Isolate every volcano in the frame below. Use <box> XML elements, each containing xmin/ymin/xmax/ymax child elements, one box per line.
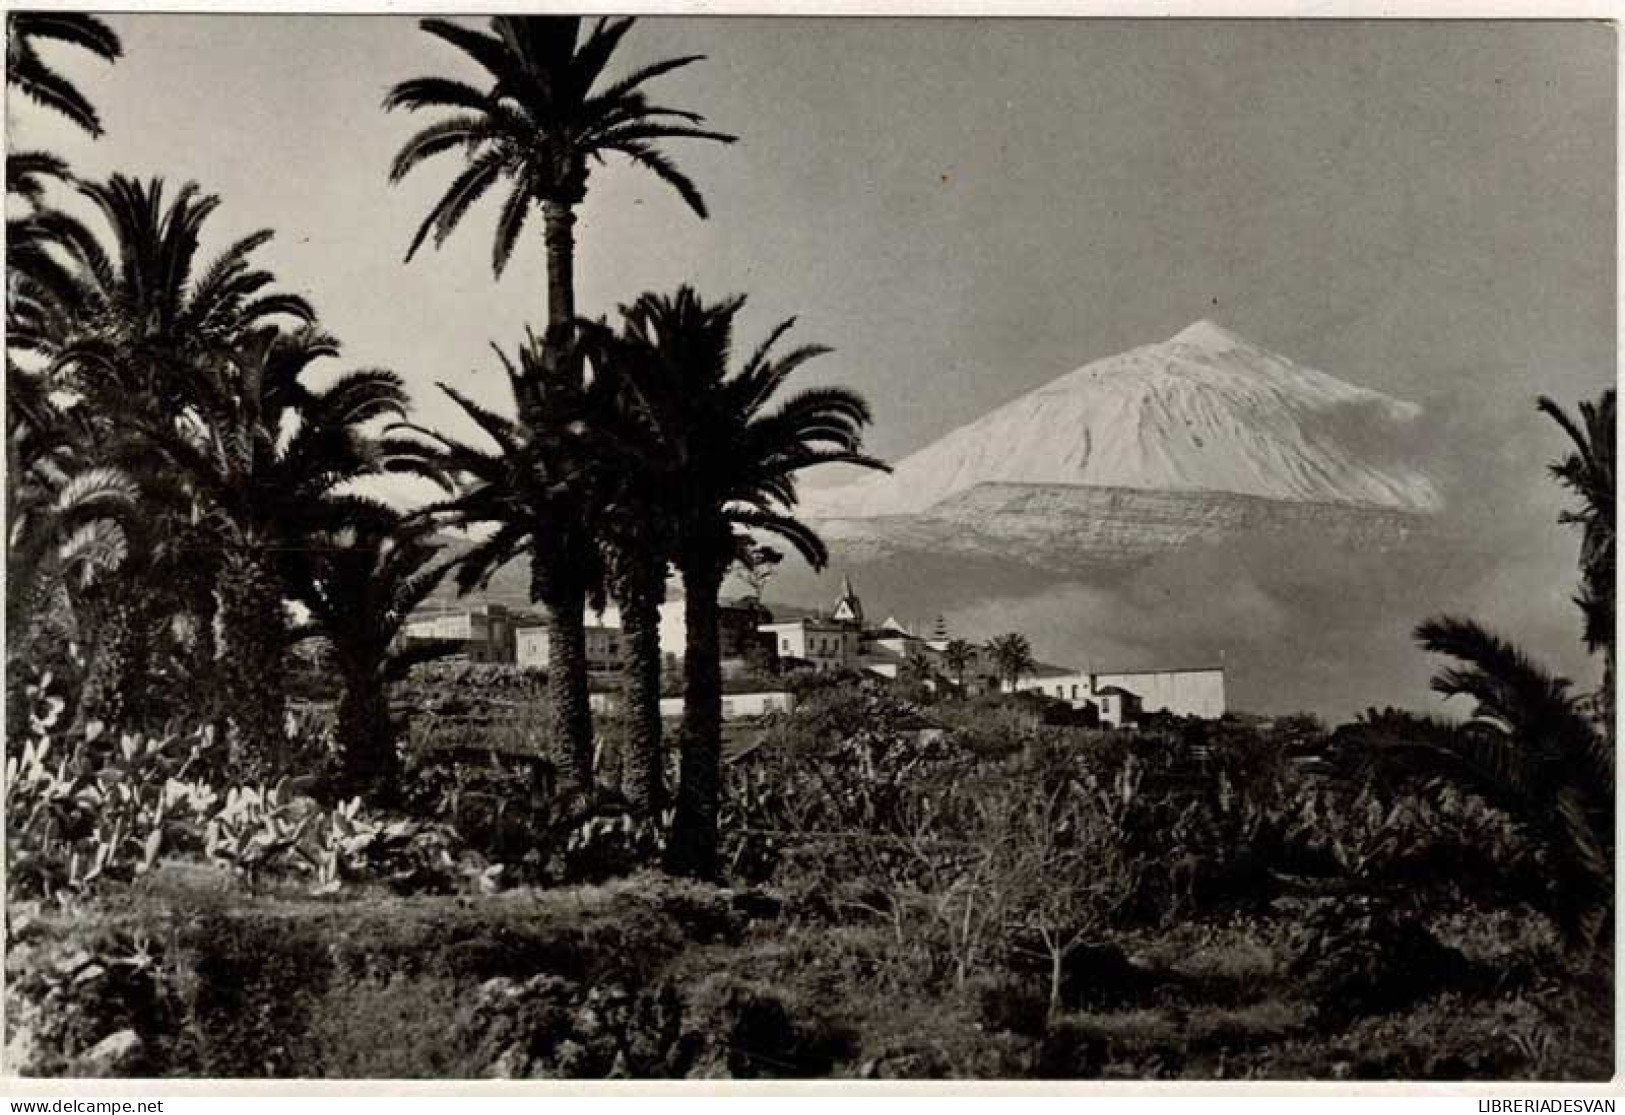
<box><xmin>802</xmin><ymin>320</ymin><xmax>1440</xmax><ymax>573</ymax></box>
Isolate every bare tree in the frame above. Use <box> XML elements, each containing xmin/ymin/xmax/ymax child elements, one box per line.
<box><xmin>989</xmin><ymin>778</ymin><xmax>1141</xmax><ymax>1016</ymax></box>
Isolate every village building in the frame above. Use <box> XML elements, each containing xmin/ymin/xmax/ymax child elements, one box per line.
<box><xmin>830</xmin><ymin>574</ymin><xmax>864</xmax><ymax>626</ymax></box>
<box><xmin>403</xmin><ymin>604</ymin><xmax>535</xmax><ymax>664</ymax></box>
<box><xmin>591</xmin><ymin>687</ymin><xmax>797</xmax><ymax>721</ymax></box>
<box><xmin>922</xmin><ymin>637</ymin><xmax>1002</xmax><ymax>694</ymax></box>
<box><xmin>758</xmin><ymin>576</ymin><xmax>919</xmax><ymax>676</ymax></box>
<box><xmin>759</xmin><ymin>615</ymin><xmax>862</xmax><ymax>672</ymax></box>
<box><xmin>404</xmin><ymin>575</ymin><xmax>1225</xmax><ymax>723</ymax></box>
<box><xmin>1014</xmin><ymin>664</ymin><xmax>1224</xmax><ymax>724</ymax></box>
<box><xmin>1092</xmin><ymin>667</ymin><xmax>1227</xmax><ymax>720</ymax></box>
<box><xmin>514</xmin><ymin>622</ymin><xmax>624</xmax><ymax>674</ymax></box>
<box><xmin>414</xmin><ymin>597</ymin><xmax>776</xmax><ymax>675</ymax></box>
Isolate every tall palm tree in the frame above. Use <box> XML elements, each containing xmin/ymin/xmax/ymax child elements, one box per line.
<box><xmin>7</xmin><ymin>12</ymin><xmax>122</xmax><ymax>137</ymax></box>
<box><xmin>392</xmin><ymin>333</ymin><xmax>609</xmax><ymax>798</ymax></box>
<box><xmin>289</xmin><ymin>511</ymin><xmax>459</xmax><ymax>803</ymax></box>
<box><xmin>987</xmin><ymin>632</ymin><xmax>1035</xmax><ymax>693</ymax></box>
<box><xmin>19</xmin><ymin>175</ymin><xmax>320</xmax><ymax>737</ymax></box>
<box><xmin>1538</xmin><ymin>389</ymin><xmax>1615</xmax><ymax>729</ymax></box>
<box><xmin>941</xmin><ymin>637</ymin><xmax>975</xmax><ymax>694</ymax></box>
<box><xmin>1415</xmin><ymin>615</ymin><xmax>1612</xmax><ymax>944</ymax></box>
<box><xmin>595</xmin><ymin>457</ymin><xmax>675</xmax><ymax>818</ymax></box>
<box><xmin>383</xmin><ymin>15</ymin><xmax>733</xmax><ymax>345</ymax></box>
<box><xmin>605</xmin><ymin>286</ymin><xmax>886</xmax><ymax>878</ymax></box>
<box><xmin>571</xmin><ymin>319</ymin><xmax>682</xmax><ymax>818</ymax></box>
<box><xmin>133</xmin><ymin>327</ymin><xmax>429</xmax><ymax>776</ymax></box>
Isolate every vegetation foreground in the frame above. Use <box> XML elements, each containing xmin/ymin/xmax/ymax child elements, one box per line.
<box><xmin>3</xmin><ymin>679</ymin><xmax>1614</xmax><ymax>1080</ymax></box>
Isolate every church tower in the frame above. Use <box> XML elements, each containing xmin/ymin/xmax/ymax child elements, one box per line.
<box><xmin>831</xmin><ymin>573</ymin><xmax>865</xmax><ymax>627</ymax></box>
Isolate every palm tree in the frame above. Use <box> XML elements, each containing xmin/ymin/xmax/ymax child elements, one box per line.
<box><xmin>133</xmin><ymin>327</ymin><xmax>429</xmax><ymax>776</ymax></box>
<box><xmin>392</xmin><ymin>333</ymin><xmax>609</xmax><ymax>798</ymax></box>
<box><xmin>41</xmin><ymin>175</ymin><xmax>316</xmax><ymax>406</ymax></box>
<box><xmin>605</xmin><ymin>286</ymin><xmax>886</xmax><ymax>877</ymax></box>
<box><xmin>289</xmin><ymin>511</ymin><xmax>459</xmax><ymax>803</ymax></box>
<box><xmin>384</xmin><ymin>16</ymin><xmax>733</xmax><ymax>344</ymax></box>
<box><xmin>6</xmin><ymin>14</ymin><xmax>119</xmax><ymax>358</ymax></box>
<box><xmin>7</xmin><ymin>153</ymin><xmax>87</xmax><ymax>331</ymax></box>
<box><xmin>1414</xmin><ymin>615</ymin><xmax>1613</xmax><ymax>944</ymax></box>
<box><xmin>594</xmin><ymin>450</ymin><xmax>676</xmax><ymax>819</ymax></box>
<box><xmin>7</xmin><ymin>12</ymin><xmax>122</xmax><ymax>137</ymax></box>
<box><xmin>941</xmin><ymin>637</ymin><xmax>975</xmax><ymax>694</ymax></box>
<box><xmin>18</xmin><ymin>176</ymin><xmax>321</xmax><ymax>738</ymax></box>
<box><xmin>1538</xmin><ymin>389</ymin><xmax>1615</xmax><ymax>729</ymax></box>
<box><xmin>3</xmin><ymin>375</ymin><xmax>145</xmax><ymax>731</ymax></box>
<box><xmin>987</xmin><ymin>632</ymin><xmax>1035</xmax><ymax>693</ymax></box>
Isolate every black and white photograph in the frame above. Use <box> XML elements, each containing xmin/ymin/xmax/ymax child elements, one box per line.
<box><xmin>2</xmin><ymin>7</ymin><xmax>1616</xmax><ymax>1083</ymax></box>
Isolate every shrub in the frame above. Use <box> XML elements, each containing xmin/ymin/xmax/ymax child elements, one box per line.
<box><xmin>397</xmin><ymin>747</ymin><xmax>557</xmax><ymax>877</ymax></box>
<box><xmin>1286</xmin><ymin>896</ymin><xmax>1472</xmax><ymax>1022</ymax></box>
<box><xmin>971</xmin><ymin>972</ymin><xmax>1050</xmax><ymax>1037</ymax></box>
<box><xmin>5</xmin><ymin>911</ymin><xmax>183</xmax><ymax>1076</ymax></box>
<box><xmin>669</xmin><ymin>975</ymin><xmax>849</xmax><ymax>1078</ymax></box>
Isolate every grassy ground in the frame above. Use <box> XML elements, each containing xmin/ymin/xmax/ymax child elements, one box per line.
<box><xmin>7</xmin><ymin>860</ymin><xmax>1610</xmax><ymax>1080</ymax></box>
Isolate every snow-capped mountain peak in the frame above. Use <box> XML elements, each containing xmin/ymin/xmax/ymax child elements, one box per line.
<box><xmin>1169</xmin><ymin>318</ymin><xmax>1246</xmax><ymax>350</ymax></box>
<box><xmin>806</xmin><ymin>321</ymin><xmax>1441</xmax><ymax>519</ymax></box>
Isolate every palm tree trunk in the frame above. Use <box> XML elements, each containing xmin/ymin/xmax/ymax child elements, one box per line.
<box><xmin>535</xmin><ymin>553</ymin><xmax>594</xmax><ymax>797</ymax></box>
<box><xmin>75</xmin><ymin>576</ymin><xmax>160</xmax><ymax>733</ymax></box>
<box><xmin>218</xmin><ymin>545</ymin><xmax>288</xmax><ymax>781</ymax></box>
<box><xmin>618</xmin><ymin>561</ymin><xmax>665</xmax><ymax>819</ymax></box>
<box><xmin>668</xmin><ymin>560</ymin><xmax>725</xmax><ymax>879</ymax></box>
<box><xmin>336</xmin><ymin>665</ymin><xmax>398</xmax><ymax>805</ymax></box>
<box><xmin>542</xmin><ymin>200</ymin><xmax>576</xmax><ymax>335</ymax></box>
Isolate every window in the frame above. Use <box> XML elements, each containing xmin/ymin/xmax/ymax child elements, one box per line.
<box><xmin>1071</xmin><ymin>685</ymin><xmax>1078</xmax><ymax>700</ymax></box>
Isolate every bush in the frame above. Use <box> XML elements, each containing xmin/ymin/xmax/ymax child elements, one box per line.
<box><xmin>5</xmin><ymin>912</ymin><xmax>183</xmax><ymax>1076</ymax></box>
<box><xmin>1286</xmin><ymin>896</ymin><xmax>1472</xmax><ymax>1022</ymax></box>
<box><xmin>669</xmin><ymin>975</ymin><xmax>850</xmax><ymax>1078</ymax></box>
<box><xmin>397</xmin><ymin>747</ymin><xmax>556</xmax><ymax>873</ymax></box>
<box><xmin>971</xmin><ymin>972</ymin><xmax>1049</xmax><ymax>1037</ymax></box>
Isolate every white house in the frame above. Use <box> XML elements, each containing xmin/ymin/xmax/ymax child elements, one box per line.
<box><xmin>1092</xmin><ymin>668</ymin><xmax>1227</xmax><ymax>719</ymax></box>
<box><xmin>511</xmin><ymin>597</ymin><xmax>774</xmax><ymax>676</ymax></box>
<box><xmin>759</xmin><ymin>617</ymin><xmax>861</xmax><ymax>672</ymax></box>
<box><xmin>1014</xmin><ymin>669</ymin><xmax>1138</xmax><ymax>728</ymax></box>
<box><xmin>1014</xmin><ymin>665</ymin><xmax>1225</xmax><ymax>726</ymax></box>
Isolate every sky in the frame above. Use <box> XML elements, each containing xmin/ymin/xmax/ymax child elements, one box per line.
<box><xmin>8</xmin><ymin>15</ymin><xmax>1617</xmax><ymax>717</ymax></box>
